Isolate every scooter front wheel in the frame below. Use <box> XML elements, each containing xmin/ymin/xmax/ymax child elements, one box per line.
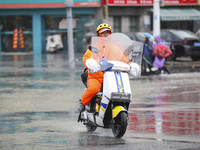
<box><xmin>86</xmin><ymin>123</ymin><xmax>97</xmax><ymax>133</ymax></box>
<box><xmin>112</xmin><ymin>112</ymin><xmax>128</xmax><ymax>138</ymax></box>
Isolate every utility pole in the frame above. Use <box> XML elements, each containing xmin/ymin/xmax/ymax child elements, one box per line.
<box><xmin>103</xmin><ymin>5</ymin><xmax>109</xmax><ymax>22</ymax></box>
<box><xmin>153</xmin><ymin>0</ymin><xmax>160</xmax><ymax>37</ymax></box>
<box><xmin>65</xmin><ymin>0</ymin><xmax>75</xmax><ymax>69</ymax></box>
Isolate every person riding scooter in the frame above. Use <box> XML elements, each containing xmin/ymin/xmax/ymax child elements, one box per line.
<box><xmin>78</xmin><ymin>23</ymin><xmax>140</xmax><ymax>112</ymax></box>
<box><xmin>78</xmin><ymin>32</ymin><xmax>142</xmax><ymax>138</ymax></box>
<box><xmin>78</xmin><ymin>23</ymin><xmax>113</xmax><ymax>112</ymax></box>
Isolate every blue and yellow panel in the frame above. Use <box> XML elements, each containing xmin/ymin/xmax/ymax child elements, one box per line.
<box><xmin>114</xmin><ymin>72</ymin><xmax>125</xmax><ymax>93</ymax></box>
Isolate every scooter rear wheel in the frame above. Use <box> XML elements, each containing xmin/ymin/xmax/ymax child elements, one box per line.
<box><xmin>86</xmin><ymin>123</ymin><xmax>97</xmax><ymax>133</ymax></box>
<box><xmin>112</xmin><ymin>112</ymin><xmax>127</xmax><ymax>138</ymax></box>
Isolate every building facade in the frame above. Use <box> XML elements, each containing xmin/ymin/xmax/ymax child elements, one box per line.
<box><xmin>0</xmin><ymin>0</ymin><xmax>102</xmax><ymax>54</ymax></box>
<box><xmin>103</xmin><ymin>0</ymin><xmax>200</xmax><ymax>33</ymax></box>
<box><xmin>0</xmin><ymin>0</ymin><xmax>200</xmax><ymax>54</ymax></box>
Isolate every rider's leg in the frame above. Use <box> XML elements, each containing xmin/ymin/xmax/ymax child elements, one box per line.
<box><xmin>81</xmin><ymin>78</ymin><xmax>102</xmax><ymax>105</ymax></box>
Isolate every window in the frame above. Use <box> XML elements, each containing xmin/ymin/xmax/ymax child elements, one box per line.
<box><xmin>44</xmin><ymin>16</ymin><xmax>81</xmax><ymax>52</ymax></box>
<box><xmin>1</xmin><ymin>16</ymin><xmax>32</xmax><ymax>52</ymax></box>
<box><xmin>129</xmin><ymin>16</ymin><xmax>138</xmax><ymax>32</ymax></box>
<box><xmin>114</xmin><ymin>16</ymin><xmax>121</xmax><ymax>32</ymax></box>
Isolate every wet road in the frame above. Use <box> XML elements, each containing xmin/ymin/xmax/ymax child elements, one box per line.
<box><xmin>0</xmin><ymin>53</ymin><xmax>200</xmax><ymax>150</ymax></box>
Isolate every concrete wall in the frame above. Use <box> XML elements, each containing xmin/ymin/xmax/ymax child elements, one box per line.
<box><xmin>121</xmin><ymin>17</ymin><xmax>129</xmax><ymax>33</ymax></box>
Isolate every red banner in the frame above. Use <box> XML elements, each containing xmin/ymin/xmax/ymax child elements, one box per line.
<box><xmin>106</xmin><ymin>0</ymin><xmax>153</xmax><ymax>5</ymax></box>
<box><xmin>104</xmin><ymin>0</ymin><xmax>198</xmax><ymax>6</ymax></box>
<box><xmin>164</xmin><ymin>0</ymin><xmax>198</xmax><ymax>5</ymax></box>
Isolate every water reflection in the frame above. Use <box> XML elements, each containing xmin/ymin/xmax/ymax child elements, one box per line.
<box><xmin>0</xmin><ymin>53</ymin><xmax>84</xmax><ymax>80</ymax></box>
<box><xmin>128</xmin><ymin>109</ymin><xmax>200</xmax><ymax>135</ymax></box>
<box><xmin>33</xmin><ymin>53</ymin><xmax>42</xmax><ymax>68</ymax></box>
<box><xmin>13</xmin><ymin>55</ymin><xmax>24</xmax><ymax>68</ymax></box>
<box><xmin>13</xmin><ymin>54</ymin><xmax>25</xmax><ymax>77</ymax></box>
<box><xmin>154</xmin><ymin>86</ymin><xmax>200</xmax><ymax>103</ymax></box>
<box><xmin>0</xmin><ymin>54</ymin><xmax>33</xmax><ymax>77</ymax></box>
<box><xmin>0</xmin><ymin>53</ymin><xmax>83</xmax><ymax>89</ymax></box>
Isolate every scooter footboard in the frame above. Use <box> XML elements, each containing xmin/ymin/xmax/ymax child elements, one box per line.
<box><xmin>112</xmin><ymin>106</ymin><xmax>127</xmax><ymax>118</ymax></box>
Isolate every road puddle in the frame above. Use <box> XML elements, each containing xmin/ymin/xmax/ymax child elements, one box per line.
<box><xmin>128</xmin><ymin>108</ymin><xmax>200</xmax><ymax>135</ymax></box>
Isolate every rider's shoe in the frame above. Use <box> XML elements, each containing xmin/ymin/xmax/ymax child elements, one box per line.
<box><xmin>78</xmin><ymin>100</ymin><xmax>85</xmax><ymax>112</ymax></box>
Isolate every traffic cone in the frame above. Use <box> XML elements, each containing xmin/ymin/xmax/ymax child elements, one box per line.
<box><xmin>19</xmin><ymin>29</ymin><xmax>25</xmax><ymax>49</ymax></box>
<box><xmin>12</xmin><ymin>29</ymin><xmax>18</xmax><ymax>49</ymax></box>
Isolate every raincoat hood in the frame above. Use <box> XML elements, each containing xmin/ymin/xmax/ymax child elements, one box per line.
<box><xmin>154</xmin><ymin>35</ymin><xmax>164</xmax><ymax>45</ymax></box>
<box><xmin>143</xmin><ymin>33</ymin><xmax>151</xmax><ymax>40</ymax></box>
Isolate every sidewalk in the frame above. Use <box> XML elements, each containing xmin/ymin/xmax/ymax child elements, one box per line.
<box><xmin>165</xmin><ymin>57</ymin><xmax>200</xmax><ymax>73</ymax></box>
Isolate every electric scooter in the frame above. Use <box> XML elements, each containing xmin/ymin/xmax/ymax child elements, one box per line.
<box><xmin>78</xmin><ymin>33</ymin><xmax>143</xmax><ymax>138</ymax></box>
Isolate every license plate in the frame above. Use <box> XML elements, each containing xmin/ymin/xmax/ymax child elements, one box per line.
<box><xmin>194</xmin><ymin>42</ymin><xmax>200</xmax><ymax>47</ymax></box>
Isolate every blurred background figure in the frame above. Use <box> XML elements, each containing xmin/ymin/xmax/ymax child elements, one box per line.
<box><xmin>152</xmin><ymin>35</ymin><xmax>172</xmax><ymax>74</ymax></box>
<box><xmin>141</xmin><ymin>33</ymin><xmax>153</xmax><ymax>74</ymax></box>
